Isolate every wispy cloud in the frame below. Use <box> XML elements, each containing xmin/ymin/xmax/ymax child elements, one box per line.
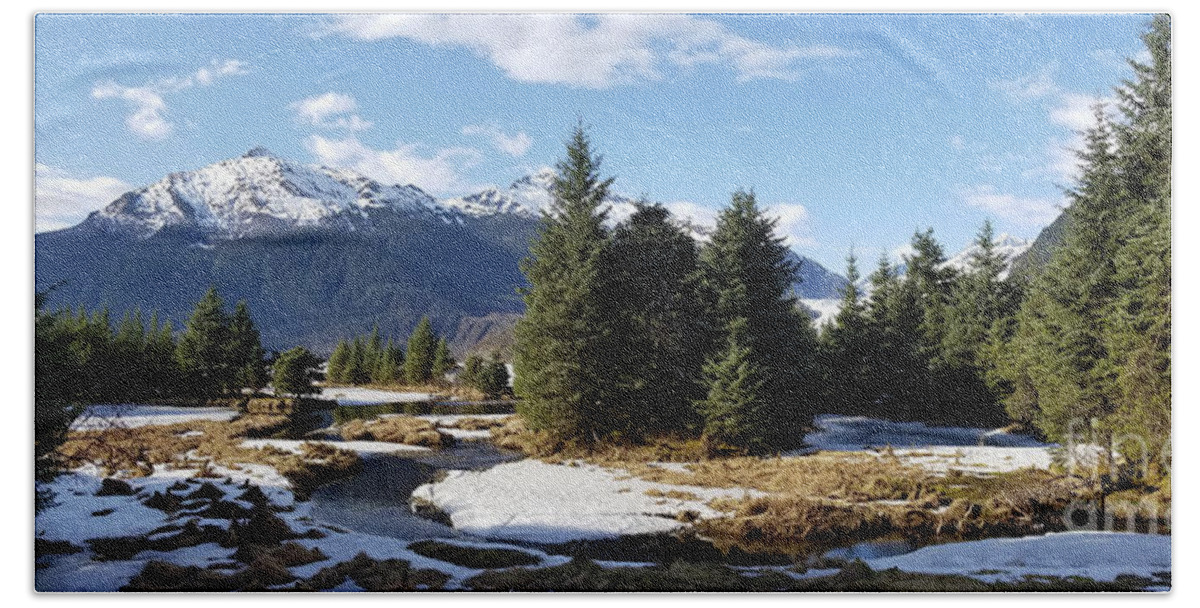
<box><xmin>92</xmin><ymin>59</ymin><xmax>247</xmax><ymax>140</ymax></box>
<box><xmin>304</xmin><ymin>135</ymin><xmax>481</xmax><ymax>195</ymax></box>
<box><xmin>325</xmin><ymin>14</ymin><xmax>853</xmax><ymax>88</ymax></box>
<box><xmin>991</xmin><ymin>63</ymin><xmax>1059</xmax><ymax>102</ymax></box>
<box><xmin>35</xmin><ymin>164</ymin><xmax>131</xmax><ymax>232</ymax></box>
<box><xmin>462</xmin><ymin>124</ymin><xmax>532</xmax><ymax>157</ymax></box>
<box><xmin>290</xmin><ymin>92</ymin><xmax>373</xmax><ymax>131</ymax></box>
<box><xmin>958</xmin><ymin>184</ymin><xmax>1064</xmax><ymax>227</ymax></box>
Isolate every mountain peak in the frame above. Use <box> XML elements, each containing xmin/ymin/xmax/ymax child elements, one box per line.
<box><xmin>84</xmin><ymin>150</ymin><xmax>445</xmax><ymax>239</ymax></box>
<box><xmin>243</xmin><ymin>146</ymin><xmax>276</xmax><ymax>159</ymax></box>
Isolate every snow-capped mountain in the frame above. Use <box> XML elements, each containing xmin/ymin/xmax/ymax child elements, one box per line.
<box><xmin>40</xmin><ymin>149</ymin><xmax>850</xmax><ymax>351</ymax></box>
<box><xmin>86</xmin><ymin>147</ymin><xmax>450</xmax><ymax>239</ymax></box>
<box><xmin>442</xmin><ymin>166</ymin><xmax>644</xmax><ymax>227</ymax></box>
<box><xmin>942</xmin><ymin>234</ymin><xmax>1032</xmax><ymax>278</ymax></box>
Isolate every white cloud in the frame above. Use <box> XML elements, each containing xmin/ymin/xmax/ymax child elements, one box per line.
<box><xmin>991</xmin><ymin>63</ymin><xmax>1059</xmax><ymax>102</ymax></box>
<box><xmin>326</xmin><ymin>14</ymin><xmax>852</xmax><ymax>88</ymax></box>
<box><xmin>290</xmin><ymin>92</ymin><xmax>374</xmax><ymax>131</ymax></box>
<box><xmin>949</xmin><ymin>135</ymin><xmax>966</xmax><ymax>151</ymax></box>
<box><xmin>92</xmin><ymin>59</ymin><xmax>248</xmax><ymax>141</ymax></box>
<box><xmin>1049</xmin><ymin>93</ymin><xmax>1114</xmax><ymax>132</ymax></box>
<box><xmin>35</xmin><ymin>164</ymin><xmax>131</xmax><ymax>232</ymax></box>
<box><xmin>890</xmin><ymin>242</ymin><xmax>917</xmax><ymax>264</ymax></box>
<box><xmin>959</xmin><ymin>184</ymin><xmax>1064</xmax><ymax>227</ymax></box>
<box><xmin>767</xmin><ymin>203</ymin><xmax>817</xmax><ymax>249</ymax></box>
<box><xmin>462</xmin><ymin>124</ymin><xmax>532</xmax><ymax>157</ymax></box>
<box><xmin>663</xmin><ymin>200</ymin><xmax>720</xmax><ymax>232</ymax></box>
<box><xmin>304</xmin><ymin>135</ymin><xmax>481</xmax><ymax>195</ymax></box>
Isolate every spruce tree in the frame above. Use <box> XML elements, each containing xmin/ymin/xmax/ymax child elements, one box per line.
<box><xmin>273</xmin><ymin>347</ymin><xmax>320</xmax><ymax>397</ymax></box>
<box><xmin>327</xmin><ymin>339</ymin><xmax>351</xmax><ymax>384</ymax></box>
<box><xmin>695</xmin><ymin>318</ymin><xmax>768</xmax><ymax>455</ymax></box>
<box><xmin>432</xmin><ymin>337</ymin><xmax>455</xmax><ymax>384</ymax></box>
<box><xmin>819</xmin><ymin>251</ymin><xmax>871</xmax><ymax>413</ymax></box>
<box><xmin>512</xmin><ymin>125</ymin><xmax>616</xmax><ymax>442</ymax></box>
<box><xmin>404</xmin><ymin>317</ymin><xmax>437</xmax><ymax>386</ymax></box>
<box><xmin>1002</xmin><ymin>107</ymin><xmax>1124</xmax><ymax>443</ymax></box>
<box><xmin>697</xmin><ymin>190</ymin><xmax>817</xmax><ymax>451</ymax></box>
<box><xmin>603</xmin><ymin>202</ymin><xmax>708</xmax><ymax>437</ymax></box>
<box><xmin>1105</xmin><ymin>15</ymin><xmax>1171</xmax><ymax>470</ymax></box>
<box><xmin>228</xmin><ymin>301</ymin><xmax>267</xmax><ymax>394</ymax></box>
<box><xmin>176</xmin><ymin>287</ymin><xmax>233</xmax><ymax>398</ymax></box>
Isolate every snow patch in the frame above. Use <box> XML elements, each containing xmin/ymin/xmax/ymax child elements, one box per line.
<box><xmin>866</xmin><ymin>532</ymin><xmax>1170</xmax><ymax>585</ymax></box>
<box><xmin>411</xmin><ymin>459</ymin><xmax>761</xmax><ymax>544</ymax></box>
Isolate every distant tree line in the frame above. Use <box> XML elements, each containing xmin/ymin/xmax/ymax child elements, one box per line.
<box><xmin>35</xmin><ymin>286</ymin><xmax>269</xmax><ymax>405</ymax></box>
<box><xmin>326</xmin><ymin>317</ymin><xmax>455</xmax><ymax>387</ymax></box>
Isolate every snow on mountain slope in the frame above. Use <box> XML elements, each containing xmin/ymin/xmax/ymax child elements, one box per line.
<box><xmin>942</xmin><ymin>233</ymin><xmax>1031</xmax><ymax>278</ymax></box>
<box><xmin>87</xmin><ymin>147</ymin><xmax>448</xmax><ymax>239</ymax></box>
<box><xmin>442</xmin><ymin>166</ymin><xmax>642</xmax><ymax>226</ymax></box>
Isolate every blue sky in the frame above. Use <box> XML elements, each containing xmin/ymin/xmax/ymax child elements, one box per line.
<box><xmin>34</xmin><ymin>12</ymin><xmax>1154</xmax><ymax>270</ymax></box>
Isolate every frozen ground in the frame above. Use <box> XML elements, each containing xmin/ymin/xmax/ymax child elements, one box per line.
<box><xmin>411</xmin><ymin>459</ymin><xmax>762</xmax><ymax>544</ymax></box>
<box><xmin>866</xmin><ymin>532</ymin><xmax>1171</xmax><ymax>585</ymax></box>
<box><xmin>35</xmin><ymin>462</ymin><xmax>562</xmax><ymax>591</ymax></box>
<box><xmin>805</xmin><ymin>415</ymin><xmax>1048</xmax><ymax>450</ymax></box>
<box><xmin>797</xmin><ymin>415</ymin><xmax>1102</xmax><ymax>475</ymax></box>
<box><xmin>71</xmin><ymin>405</ymin><xmax>239</xmax><ymax>431</ymax></box>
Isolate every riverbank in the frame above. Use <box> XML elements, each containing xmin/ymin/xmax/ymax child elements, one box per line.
<box><xmin>36</xmin><ymin>408</ymin><xmax>1171</xmax><ymax>591</ymax></box>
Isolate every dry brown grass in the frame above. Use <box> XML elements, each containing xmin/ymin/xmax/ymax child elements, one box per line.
<box><xmin>58</xmin><ymin>414</ymin><xmax>361</xmax><ymax>500</ymax></box>
<box><xmin>444</xmin><ymin>416</ymin><xmax>510</xmax><ymax>431</ymax></box>
<box><xmin>339</xmin><ymin>416</ymin><xmax>452</xmax><ymax>448</ymax></box>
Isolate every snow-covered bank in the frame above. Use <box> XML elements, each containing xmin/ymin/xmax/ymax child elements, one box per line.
<box><xmin>411</xmin><ymin>459</ymin><xmax>761</xmax><ymax>544</ymax></box>
<box><xmin>866</xmin><ymin>532</ymin><xmax>1170</xmax><ymax>585</ymax></box>
<box><xmin>35</xmin><ymin>460</ymin><xmax>544</xmax><ymax>591</ymax></box>
<box><xmin>799</xmin><ymin>415</ymin><xmax>1082</xmax><ymax>475</ymax></box>
<box><xmin>806</xmin><ymin>415</ymin><xmax>1048</xmax><ymax>450</ymax></box>
<box><xmin>317</xmin><ymin>387</ymin><xmax>432</xmax><ymax>406</ymax></box>
<box><xmin>71</xmin><ymin>405</ymin><xmax>239</xmax><ymax>431</ymax></box>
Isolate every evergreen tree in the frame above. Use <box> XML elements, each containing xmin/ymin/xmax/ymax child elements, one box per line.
<box><xmin>819</xmin><ymin>251</ymin><xmax>871</xmax><ymax>413</ymax></box>
<box><xmin>695</xmin><ymin>318</ymin><xmax>768</xmax><ymax>454</ymax></box>
<box><xmin>479</xmin><ymin>352</ymin><xmax>511</xmax><ymax>400</ymax></box>
<box><xmin>348</xmin><ymin>336</ymin><xmax>368</xmax><ymax>385</ymax></box>
<box><xmin>1105</xmin><ymin>14</ymin><xmax>1171</xmax><ymax>469</ymax></box>
<box><xmin>432</xmin><ymin>337</ymin><xmax>455</xmax><ymax>384</ymax></box>
<box><xmin>112</xmin><ymin>309</ymin><xmax>149</xmax><ymax>400</ymax></box>
<box><xmin>176</xmin><ymin>287</ymin><xmax>234</xmax><ymax>397</ymax></box>
<box><xmin>861</xmin><ymin>254</ymin><xmax>923</xmax><ymax>420</ymax></box>
<box><xmin>697</xmin><ymin>190</ymin><xmax>818</xmax><ymax>451</ymax></box>
<box><xmin>603</xmin><ymin>202</ymin><xmax>708</xmax><ymax>437</ymax></box>
<box><xmin>1002</xmin><ymin>107</ymin><xmax>1124</xmax><ymax>443</ymax></box>
<box><xmin>273</xmin><ymin>346</ymin><xmax>320</xmax><ymax>397</ymax></box>
<box><xmin>372</xmin><ymin>338</ymin><xmax>403</xmax><ymax>385</ymax></box>
<box><xmin>144</xmin><ymin>314</ymin><xmax>178</xmax><ymax>399</ymax></box>
<box><xmin>404</xmin><ymin>317</ymin><xmax>437</xmax><ymax>385</ymax></box>
<box><xmin>327</xmin><ymin>339</ymin><xmax>351</xmax><ymax>384</ymax></box>
<box><xmin>512</xmin><ymin>125</ymin><xmax>616</xmax><ymax>442</ymax></box>
<box><xmin>228</xmin><ymin>301</ymin><xmax>268</xmax><ymax>394</ymax></box>
<box><xmin>939</xmin><ymin>221</ymin><xmax>1022</xmax><ymax>425</ymax></box>
<box><xmin>460</xmin><ymin>354</ymin><xmax>485</xmax><ymax>390</ymax></box>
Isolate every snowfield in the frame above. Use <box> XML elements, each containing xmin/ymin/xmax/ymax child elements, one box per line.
<box><xmin>71</xmin><ymin>405</ymin><xmax>239</xmax><ymax>431</ymax></box>
<box><xmin>866</xmin><ymin>532</ymin><xmax>1170</xmax><ymax>584</ymax></box>
<box><xmin>411</xmin><ymin>459</ymin><xmax>762</xmax><ymax>544</ymax></box>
